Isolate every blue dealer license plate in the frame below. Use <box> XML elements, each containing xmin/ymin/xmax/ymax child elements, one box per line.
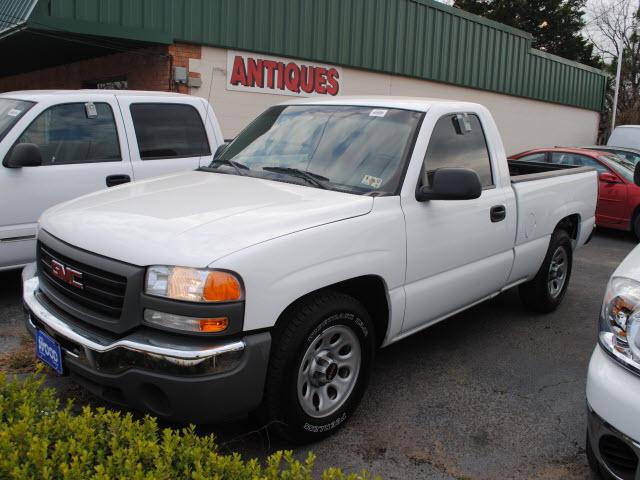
<box><xmin>36</xmin><ymin>329</ymin><xmax>64</xmax><ymax>375</ymax></box>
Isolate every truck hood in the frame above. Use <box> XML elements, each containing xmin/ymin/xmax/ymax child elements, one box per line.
<box><xmin>40</xmin><ymin>171</ymin><xmax>373</xmax><ymax>267</ymax></box>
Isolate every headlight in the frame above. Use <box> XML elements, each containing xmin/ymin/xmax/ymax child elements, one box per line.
<box><xmin>145</xmin><ymin>266</ymin><xmax>243</xmax><ymax>303</ymax></box>
<box><xmin>599</xmin><ymin>277</ymin><xmax>640</xmax><ymax>372</ymax></box>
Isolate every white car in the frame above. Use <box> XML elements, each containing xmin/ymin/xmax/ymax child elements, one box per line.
<box><xmin>0</xmin><ymin>90</ymin><xmax>223</xmax><ymax>271</ymax></box>
<box><xmin>587</xmin><ymin>244</ymin><xmax>640</xmax><ymax>479</ymax></box>
<box><xmin>608</xmin><ymin>125</ymin><xmax>640</xmax><ymax>150</ymax></box>
<box><xmin>23</xmin><ymin>97</ymin><xmax>597</xmax><ymax>443</ymax></box>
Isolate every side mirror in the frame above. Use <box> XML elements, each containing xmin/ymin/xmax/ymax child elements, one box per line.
<box><xmin>635</xmin><ymin>163</ymin><xmax>640</xmax><ymax>186</ymax></box>
<box><xmin>214</xmin><ymin>142</ymin><xmax>230</xmax><ymax>159</ymax></box>
<box><xmin>416</xmin><ymin>167</ymin><xmax>482</xmax><ymax>202</ymax></box>
<box><xmin>599</xmin><ymin>171</ymin><xmax>620</xmax><ymax>184</ymax></box>
<box><xmin>3</xmin><ymin>143</ymin><xmax>42</xmax><ymax>168</ymax></box>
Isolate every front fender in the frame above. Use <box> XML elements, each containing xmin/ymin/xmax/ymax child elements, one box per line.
<box><xmin>210</xmin><ymin>197</ymin><xmax>406</xmax><ymax>334</ymax></box>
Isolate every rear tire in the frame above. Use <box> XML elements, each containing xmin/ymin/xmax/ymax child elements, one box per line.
<box><xmin>260</xmin><ymin>291</ymin><xmax>375</xmax><ymax>443</ymax></box>
<box><xmin>519</xmin><ymin>229</ymin><xmax>573</xmax><ymax>313</ymax></box>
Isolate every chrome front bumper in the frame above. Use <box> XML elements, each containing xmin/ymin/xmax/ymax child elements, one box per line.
<box><xmin>22</xmin><ymin>264</ymin><xmax>245</xmax><ymax>375</ymax></box>
<box><xmin>22</xmin><ymin>263</ymin><xmax>271</xmax><ymax>423</ymax></box>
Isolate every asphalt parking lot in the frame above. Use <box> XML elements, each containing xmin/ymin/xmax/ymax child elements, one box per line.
<box><xmin>0</xmin><ymin>229</ymin><xmax>636</xmax><ymax>480</ymax></box>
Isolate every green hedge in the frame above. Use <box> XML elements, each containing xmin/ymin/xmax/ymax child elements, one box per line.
<box><xmin>0</xmin><ymin>371</ymin><xmax>375</xmax><ymax>480</ymax></box>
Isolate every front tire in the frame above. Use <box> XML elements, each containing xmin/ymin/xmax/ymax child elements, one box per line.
<box><xmin>519</xmin><ymin>229</ymin><xmax>573</xmax><ymax>313</ymax></box>
<box><xmin>261</xmin><ymin>291</ymin><xmax>375</xmax><ymax>443</ymax></box>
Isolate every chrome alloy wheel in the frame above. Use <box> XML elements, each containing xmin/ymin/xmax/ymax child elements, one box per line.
<box><xmin>548</xmin><ymin>246</ymin><xmax>568</xmax><ymax>298</ymax></box>
<box><xmin>297</xmin><ymin>324</ymin><xmax>361</xmax><ymax>418</ymax></box>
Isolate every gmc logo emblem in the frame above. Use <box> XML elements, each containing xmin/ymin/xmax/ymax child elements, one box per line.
<box><xmin>50</xmin><ymin>259</ymin><xmax>83</xmax><ymax>289</ymax></box>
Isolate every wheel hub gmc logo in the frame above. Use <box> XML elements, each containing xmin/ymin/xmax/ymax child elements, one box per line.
<box><xmin>50</xmin><ymin>259</ymin><xmax>83</xmax><ymax>289</ymax></box>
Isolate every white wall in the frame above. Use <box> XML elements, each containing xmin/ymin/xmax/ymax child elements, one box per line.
<box><xmin>192</xmin><ymin>46</ymin><xmax>600</xmax><ymax>156</ymax></box>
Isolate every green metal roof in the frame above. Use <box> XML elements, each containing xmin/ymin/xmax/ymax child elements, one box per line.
<box><xmin>0</xmin><ymin>0</ymin><xmax>38</xmax><ymax>35</ymax></box>
<box><xmin>6</xmin><ymin>0</ymin><xmax>608</xmax><ymax>111</ymax></box>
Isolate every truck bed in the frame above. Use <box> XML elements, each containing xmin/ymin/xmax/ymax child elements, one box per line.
<box><xmin>508</xmin><ymin>160</ymin><xmax>596</xmax><ymax>183</ymax></box>
<box><xmin>504</xmin><ymin>160</ymin><xmax>597</xmax><ymax>285</ymax></box>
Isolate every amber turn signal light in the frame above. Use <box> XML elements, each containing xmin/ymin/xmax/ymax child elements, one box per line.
<box><xmin>199</xmin><ymin>317</ymin><xmax>229</xmax><ymax>333</ymax></box>
<box><xmin>203</xmin><ymin>271</ymin><xmax>242</xmax><ymax>302</ymax></box>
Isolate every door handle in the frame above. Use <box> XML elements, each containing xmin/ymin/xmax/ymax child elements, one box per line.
<box><xmin>490</xmin><ymin>205</ymin><xmax>506</xmax><ymax>222</ymax></box>
<box><xmin>106</xmin><ymin>174</ymin><xmax>131</xmax><ymax>187</ymax></box>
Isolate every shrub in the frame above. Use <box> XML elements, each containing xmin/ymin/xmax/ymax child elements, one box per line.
<box><xmin>0</xmin><ymin>371</ymin><xmax>375</xmax><ymax>480</ymax></box>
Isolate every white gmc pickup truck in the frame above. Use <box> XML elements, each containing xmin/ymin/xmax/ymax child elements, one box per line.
<box><xmin>22</xmin><ymin>97</ymin><xmax>597</xmax><ymax>443</ymax></box>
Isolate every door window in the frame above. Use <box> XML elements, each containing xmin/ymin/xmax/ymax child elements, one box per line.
<box><xmin>423</xmin><ymin>113</ymin><xmax>493</xmax><ymax>187</ymax></box>
<box><xmin>516</xmin><ymin>152</ymin><xmax>547</xmax><ymax>163</ymax></box>
<box><xmin>550</xmin><ymin>153</ymin><xmax>607</xmax><ymax>172</ymax></box>
<box><xmin>17</xmin><ymin>103</ymin><xmax>120</xmax><ymax>165</ymax></box>
<box><xmin>17</xmin><ymin>103</ymin><xmax>121</xmax><ymax>165</ymax></box>
<box><xmin>130</xmin><ymin>103</ymin><xmax>211</xmax><ymax>160</ymax></box>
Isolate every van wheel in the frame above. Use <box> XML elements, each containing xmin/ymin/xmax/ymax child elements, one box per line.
<box><xmin>519</xmin><ymin>229</ymin><xmax>572</xmax><ymax>313</ymax></box>
<box><xmin>260</xmin><ymin>291</ymin><xmax>375</xmax><ymax>443</ymax></box>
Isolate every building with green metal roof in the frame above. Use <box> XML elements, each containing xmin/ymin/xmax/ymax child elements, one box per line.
<box><xmin>0</xmin><ymin>0</ymin><xmax>609</xmax><ymax>152</ymax></box>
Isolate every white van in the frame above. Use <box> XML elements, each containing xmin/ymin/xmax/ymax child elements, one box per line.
<box><xmin>0</xmin><ymin>90</ymin><xmax>223</xmax><ymax>271</ymax></box>
<box><xmin>607</xmin><ymin>125</ymin><xmax>640</xmax><ymax>149</ymax></box>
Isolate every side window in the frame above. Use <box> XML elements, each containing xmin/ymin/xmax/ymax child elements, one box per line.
<box><xmin>517</xmin><ymin>152</ymin><xmax>547</xmax><ymax>163</ymax></box>
<box><xmin>423</xmin><ymin>113</ymin><xmax>493</xmax><ymax>188</ymax></box>
<box><xmin>577</xmin><ymin>156</ymin><xmax>608</xmax><ymax>172</ymax></box>
<box><xmin>130</xmin><ymin>103</ymin><xmax>211</xmax><ymax>160</ymax></box>
<box><xmin>17</xmin><ymin>103</ymin><xmax>120</xmax><ymax>165</ymax></box>
<box><xmin>550</xmin><ymin>152</ymin><xmax>579</xmax><ymax>166</ymax></box>
<box><xmin>550</xmin><ymin>153</ymin><xmax>607</xmax><ymax>172</ymax></box>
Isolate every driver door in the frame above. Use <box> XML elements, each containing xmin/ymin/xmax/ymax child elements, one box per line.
<box><xmin>400</xmin><ymin>112</ymin><xmax>515</xmax><ymax>333</ymax></box>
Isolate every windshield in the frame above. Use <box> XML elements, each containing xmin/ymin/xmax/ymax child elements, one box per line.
<box><xmin>0</xmin><ymin>98</ymin><xmax>35</xmax><ymax>142</ymax></box>
<box><xmin>601</xmin><ymin>154</ymin><xmax>635</xmax><ymax>182</ymax></box>
<box><xmin>209</xmin><ymin>105</ymin><xmax>423</xmax><ymax>195</ymax></box>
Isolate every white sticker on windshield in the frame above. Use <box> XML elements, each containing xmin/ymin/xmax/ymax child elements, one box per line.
<box><xmin>369</xmin><ymin>109</ymin><xmax>387</xmax><ymax>117</ymax></box>
<box><xmin>7</xmin><ymin>109</ymin><xmax>21</xmax><ymax>117</ymax></box>
<box><xmin>362</xmin><ymin>174</ymin><xmax>383</xmax><ymax>189</ymax></box>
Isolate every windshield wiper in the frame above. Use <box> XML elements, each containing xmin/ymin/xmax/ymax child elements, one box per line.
<box><xmin>208</xmin><ymin>159</ymin><xmax>250</xmax><ymax>175</ymax></box>
<box><xmin>262</xmin><ymin>166</ymin><xmax>330</xmax><ymax>189</ymax></box>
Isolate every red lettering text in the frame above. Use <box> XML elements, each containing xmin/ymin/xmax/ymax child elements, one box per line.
<box><xmin>229</xmin><ymin>54</ymin><xmax>340</xmax><ymax>96</ymax></box>
<box><xmin>263</xmin><ymin>60</ymin><xmax>277</xmax><ymax>89</ymax></box>
<box><xmin>314</xmin><ymin>67</ymin><xmax>327</xmax><ymax>94</ymax></box>
<box><xmin>277</xmin><ymin>62</ymin><xmax>285</xmax><ymax>90</ymax></box>
<box><xmin>326</xmin><ymin>68</ymin><xmax>340</xmax><ymax>96</ymax></box>
<box><xmin>246</xmin><ymin>58</ymin><xmax>264</xmax><ymax>88</ymax></box>
<box><xmin>285</xmin><ymin>62</ymin><xmax>301</xmax><ymax>93</ymax></box>
<box><xmin>300</xmin><ymin>65</ymin><xmax>316</xmax><ymax>94</ymax></box>
<box><xmin>230</xmin><ymin>56</ymin><xmax>248</xmax><ymax>86</ymax></box>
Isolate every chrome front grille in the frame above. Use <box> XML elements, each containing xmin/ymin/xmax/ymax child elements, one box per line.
<box><xmin>38</xmin><ymin>242</ymin><xmax>127</xmax><ymax>318</ymax></box>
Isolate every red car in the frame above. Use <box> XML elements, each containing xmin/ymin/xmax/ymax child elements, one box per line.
<box><xmin>509</xmin><ymin>147</ymin><xmax>640</xmax><ymax>238</ymax></box>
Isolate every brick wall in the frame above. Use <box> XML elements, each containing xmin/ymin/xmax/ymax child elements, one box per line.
<box><xmin>0</xmin><ymin>42</ymin><xmax>202</xmax><ymax>93</ymax></box>
<box><xmin>168</xmin><ymin>43</ymin><xmax>201</xmax><ymax>94</ymax></box>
